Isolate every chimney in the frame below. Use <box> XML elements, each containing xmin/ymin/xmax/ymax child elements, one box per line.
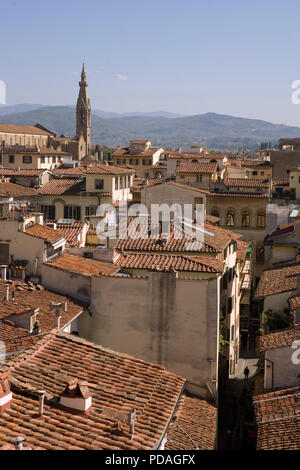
<box><xmin>130</xmin><ymin>408</ymin><xmax>136</xmax><ymax>437</ymax></box>
<box><xmin>59</xmin><ymin>379</ymin><xmax>92</xmax><ymax>412</ymax></box>
<box><xmin>0</xmin><ymin>265</ymin><xmax>7</xmax><ymax>281</ymax></box>
<box><xmin>4</xmin><ymin>283</ymin><xmax>9</xmax><ymax>301</ymax></box>
<box><xmin>0</xmin><ymin>372</ymin><xmax>12</xmax><ymax>412</ymax></box>
<box><xmin>49</xmin><ymin>301</ymin><xmax>67</xmax><ymax>329</ymax></box>
<box><xmin>37</xmin><ymin>390</ymin><xmax>45</xmax><ymax>416</ymax></box>
<box><xmin>56</xmin><ymin>311</ymin><xmax>61</xmax><ymax>329</ymax></box>
<box><xmin>13</xmin><ymin>436</ymin><xmax>25</xmax><ymax>451</ymax></box>
<box><xmin>31</xmin><ymin>320</ymin><xmax>41</xmax><ymax>336</ymax></box>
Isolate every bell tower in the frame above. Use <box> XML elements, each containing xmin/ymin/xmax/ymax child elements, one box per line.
<box><xmin>76</xmin><ymin>63</ymin><xmax>91</xmax><ymax>155</ymax></box>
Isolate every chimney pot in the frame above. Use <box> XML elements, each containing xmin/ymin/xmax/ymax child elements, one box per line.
<box><xmin>37</xmin><ymin>390</ymin><xmax>45</xmax><ymax>416</ymax></box>
<box><xmin>13</xmin><ymin>436</ymin><xmax>25</xmax><ymax>451</ymax></box>
<box><xmin>5</xmin><ymin>283</ymin><xmax>9</xmax><ymax>301</ymax></box>
<box><xmin>130</xmin><ymin>408</ymin><xmax>136</xmax><ymax>437</ymax></box>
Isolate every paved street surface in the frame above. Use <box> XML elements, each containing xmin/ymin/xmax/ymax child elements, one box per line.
<box><xmin>218</xmin><ymin>359</ymin><xmax>258</xmax><ymax>449</ymax></box>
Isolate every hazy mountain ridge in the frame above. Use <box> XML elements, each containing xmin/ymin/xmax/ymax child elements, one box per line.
<box><xmin>1</xmin><ymin>106</ymin><xmax>300</xmax><ymax>149</ymax></box>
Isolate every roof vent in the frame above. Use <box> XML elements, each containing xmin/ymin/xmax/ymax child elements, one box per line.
<box><xmin>59</xmin><ymin>378</ymin><xmax>92</xmax><ymax>412</ymax></box>
<box><xmin>13</xmin><ymin>436</ymin><xmax>25</xmax><ymax>451</ymax></box>
<box><xmin>0</xmin><ymin>372</ymin><xmax>12</xmax><ymax>412</ymax></box>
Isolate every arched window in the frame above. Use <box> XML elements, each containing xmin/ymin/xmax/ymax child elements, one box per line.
<box><xmin>211</xmin><ymin>209</ymin><xmax>220</xmax><ymax>218</ymax></box>
<box><xmin>226</xmin><ymin>210</ymin><xmax>235</xmax><ymax>227</ymax></box>
<box><xmin>241</xmin><ymin>210</ymin><xmax>250</xmax><ymax>227</ymax></box>
<box><xmin>256</xmin><ymin>244</ymin><xmax>265</xmax><ymax>264</ymax></box>
<box><xmin>257</xmin><ymin>211</ymin><xmax>266</xmax><ymax>228</ymax></box>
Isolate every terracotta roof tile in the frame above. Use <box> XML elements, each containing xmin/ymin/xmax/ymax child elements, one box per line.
<box><xmin>266</xmin><ymin>223</ymin><xmax>294</xmax><ymax>241</ymax></box>
<box><xmin>205</xmin><ymin>214</ymin><xmax>220</xmax><ymax>225</ymax></box>
<box><xmin>45</xmin><ymin>252</ymin><xmax>117</xmax><ymax>277</ymax></box>
<box><xmin>0</xmin><ymin>123</ymin><xmax>52</xmax><ymax>136</ymax></box>
<box><xmin>0</xmin><ymin>322</ymin><xmax>42</xmax><ymax>354</ymax></box>
<box><xmin>113</xmin><ymin>147</ymin><xmax>159</xmax><ymax>158</ymax></box>
<box><xmin>167</xmin><ymin>152</ymin><xmax>227</xmax><ymax>160</ymax></box>
<box><xmin>54</xmin><ymin>222</ymin><xmax>84</xmax><ymax>247</ymax></box>
<box><xmin>165</xmin><ymin>394</ymin><xmax>216</xmax><ymax>450</ymax></box>
<box><xmin>224</xmin><ymin>178</ymin><xmax>270</xmax><ymax>188</ymax></box>
<box><xmin>236</xmin><ymin>240</ymin><xmax>249</xmax><ymax>262</ymax></box>
<box><xmin>115</xmin><ymin>221</ymin><xmax>239</xmax><ymax>255</ymax></box>
<box><xmin>38</xmin><ymin>179</ymin><xmax>83</xmax><ymax>195</ymax></box>
<box><xmin>53</xmin><ymin>163</ymin><xmax>133</xmax><ymax>176</ymax></box>
<box><xmin>176</xmin><ymin>162</ymin><xmax>218</xmax><ymax>174</ymax></box>
<box><xmin>0</xmin><ymin>280</ymin><xmax>83</xmax><ymax>332</ymax></box>
<box><xmin>259</xmin><ymin>328</ymin><xmax>300</xmax><ymax>352</ymax></box>
<box><xmin>25</xmin><ymin>224</ymin><xmax>64</xmax><ymax>243</ymax></box>
<box><xmin>0</xmin><ymin>169</ymin><xmax>46</xmax><ymax>177</ymax></box>
<box><xmin>0</xmin><ymin>331</ymin><xmax>185</xmax><ymax>450</ymax></box>
<box><xmin>253</xmin><ymin>386</ymin><xmax>300</xmax><ymax>450</ymax></box>
<box><xmin>116</xmin><ymin>253</ymin><xmax>222</xmax><ymax>274</ymax></box>
<box><xmin>255</xmin><ymin>263</ymin><xmax>300</xmax><ymax>298</ymax></box>
<box><xmin>0</xmin><ymin>182</ymin><xmax>36</xmax><ymax>197</ymax></box>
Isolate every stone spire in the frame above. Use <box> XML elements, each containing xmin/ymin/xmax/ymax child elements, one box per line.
<box><xmin>76</xmin><ymin>63</ymin><xmax>91</xmax><ymax>156</ymax></box>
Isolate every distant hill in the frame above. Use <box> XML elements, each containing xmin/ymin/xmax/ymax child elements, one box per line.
<box><xmin>1</xmin><ymin>106</ymin><xmax>300</xmax><ymax>150</ymax></box>
<box><xmin>92</xmin><ymin>110</ymin><xmax>185</xmax><ymax>119</ymax></box>
<box><xmin>0</xmin><ymin>103</ymin><xmax>46</xmax><ymax>116</ymax></box>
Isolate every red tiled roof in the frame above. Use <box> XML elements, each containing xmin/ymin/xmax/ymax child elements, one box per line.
<box><xmin>0</xmin><ymin>281</ymin><xmax>83</xmax><ymax>332</ymax></box>
<box><xmin>0</xmin><ymin>123</ymin><xmax>52</xmax><ymax>136</ymax></box>
<box><xmin>224</xmin><ymin>178</ymin><xmax>270</xmax><ymax>188</ymax></box>
<box><xmin>209</xmin><ymin>191</ymin><xmax>268</xmax><ymax>198</ymax></box>
<box><xmin>54</xmin><ymin>222</ymin><xmax>84</xmax><ymax>247</ymax></box>
<box><xmin>0</xmin><ymin>321</ymin><xmax>43</xmax><ymax>354</ymax></box>
<box><xmin>0</xmin><ymin>169</ymin><xmax>46</xmax><ymax>176</ymax></box>
<box><xmin>205</xmin><ymin>214</ymin><xmax>220</xmax><ymax>225</ymax></box>
<box><xmin>176</xmin><ymin>162</ymin><xmax>218</xmax><ymax>174</ymax></box>
<box><xmin>115</xmin><ymin>221</ymin><xmax>239</xmax><ymax>255</ymax></box>
<box><xmin>0</xmin><ymin>182</ymin><xmax>36</xmax><ymax>197</ymax></box>
<box><xmin>113</xmin><ymin>147</ymin><xmax>159</xmax><ymax>158</ymax></box>
<box><xmin>253</xmin><ymin>386</ymin><xmax>300</xmax><ymax>450</ymax></box>
<box><xmin>25</xmin><ymin>224</ymin><xmax>64</xmax><ymax>243</ymax></box>
<box><xmin>116</xmin><ymin>253</ymin><xmax>222</xmax><ymax>273</ymax></box>
<box><xmin>267</xmin><ymin>223</ymin><xmax>294</xmax><ymax>241</ymax></box>
<box><xmin>53</xmin><ymin>164</ymin><xmax>134</xmax><ymax>176</ymax></box>
<box><xmin>259</xmin><ymin>328</ymin><xmax>300</xmax><ymax>352</ymax></box>
<box><xmin>38</xmin><ymin>179</ymin><xmax>83</xmax><ymax>195</ymax></box>
<box><xmin>236</xmin><ymin>240</ymin><xmax>249</xmax><ymax>262</ymax></box>
<box><xmin>255</xmin><ymin>263</ymin><xmax>300</xmax><ymax>298</ymax></box>
<box><xmin>45</xmin><ymin>252</ymin><xmax>117</xmax><ymax>277</ymax></box>
<box><xmin>165</xmin><ymin>394</ymin><xmax>216</xmax><ymax>450</ymax></box>
<box><xmin>0</xmin><ymin>331</ymin><xmax>186</xmax><ymax>450</ymax></box>
<box><xmin>167</xmin><ymin>152</ymin><xmax>226</xmax><ymax>161</ymax></box>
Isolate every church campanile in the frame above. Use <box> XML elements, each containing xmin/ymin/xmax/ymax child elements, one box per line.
<box><xmin>76</xmin><ymin>63</ymin><xmax>91</xmax><ymax>155</ymax></box>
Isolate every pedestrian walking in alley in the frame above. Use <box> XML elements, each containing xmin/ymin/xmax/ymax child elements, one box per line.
<box><xmin>244</xmin><ymin>366</ymin><xmax>249</xmax><ymax>380</ymax></box>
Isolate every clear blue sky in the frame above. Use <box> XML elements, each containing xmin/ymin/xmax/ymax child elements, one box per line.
<box><xmin>1</xmin><ymin>0</ymin><xmax>300</xmax><ymax>126</ymax></box>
